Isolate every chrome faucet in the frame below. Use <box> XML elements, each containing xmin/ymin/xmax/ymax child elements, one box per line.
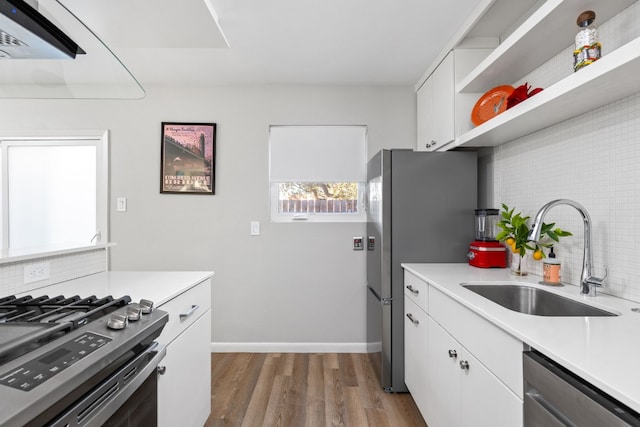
<box><xmin>528</xmin><ymin>199</ymin><xmax>606</xmax><ymax>296</ymax></box>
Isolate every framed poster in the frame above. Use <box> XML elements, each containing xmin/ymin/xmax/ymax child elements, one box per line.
<box><xmin>161</xmin><ymin>122</ymin><xmax>216</xmax><ymax>194</ymax></box>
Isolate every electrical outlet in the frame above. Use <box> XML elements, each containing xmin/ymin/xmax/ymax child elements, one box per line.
<box><xmin>24</xmin><ymin>262</ymin><xmax>50</xmax><ymax>284</ymax></box>
<box><xmin>353</xmin><ymin>236</ymin><xmax>364</xmax><ymax>250</ymax></box>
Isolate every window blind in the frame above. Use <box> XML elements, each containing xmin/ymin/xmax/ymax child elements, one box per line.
<box><xmin>269</xmin><ymin>125</ymin><xmax>366</xmax><ymax>182</ymax></box>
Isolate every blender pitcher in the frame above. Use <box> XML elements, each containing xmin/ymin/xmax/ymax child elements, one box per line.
<box><xmin>474</xmin><ymin>208</ymin><xmax>499</xmax><ymax>241</ymax></box>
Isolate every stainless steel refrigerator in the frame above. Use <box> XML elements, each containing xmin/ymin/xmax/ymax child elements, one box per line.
<box><xmin>366</xmin><ymin>149</ymin><xmax>477</xmax><ymax>392</ymax></box>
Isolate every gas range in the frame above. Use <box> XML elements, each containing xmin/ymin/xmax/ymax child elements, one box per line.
<box><xmin>0</xmin><ymin>291</ymin><xmax>168</xmax><ymax>427</ymax></box>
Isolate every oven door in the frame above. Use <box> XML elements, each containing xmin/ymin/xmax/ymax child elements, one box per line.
<box><xmin>47</xmin><ymin>342</ymin><xmax>166</xmax><ymax>427</ymax></box>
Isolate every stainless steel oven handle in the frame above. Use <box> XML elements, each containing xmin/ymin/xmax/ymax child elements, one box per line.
<box><xmin>48</xmin><ymin>342</ymin><xmax>166</xmax><ymax>427</ymax></box>
<box><xmin>179</xmin><ymin>304</ymin><xmax>200</xmax><ymax>320</ymax></box>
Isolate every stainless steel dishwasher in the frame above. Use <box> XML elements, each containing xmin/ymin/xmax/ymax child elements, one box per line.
<box><xmin>524</xmin><ymin>350</ymin><xmax>640</xmax><ymax>426</ymax></box>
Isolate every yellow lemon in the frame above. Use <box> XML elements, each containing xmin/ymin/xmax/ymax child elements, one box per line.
<box><xmin>533</xmin><ymin>250</ymin><xmax>543</xmax><ymax>260</ymax></box>
<box><xmin>510</xmin><ymin>242</ymin><xmax>518</xmax><ymax>253</ymax></box>
<box><xmin>505</xmin><ymin>237</ymin><xmax>515</xmax><ymax>246</ymax></box>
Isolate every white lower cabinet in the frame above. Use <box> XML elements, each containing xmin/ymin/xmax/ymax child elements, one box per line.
<box><xmin>158</xmin><ymin>310</ymin><xmax>211</xmax><ymax>427</ymax></box>
<box><xmin>404</xmin><ymin>296</ymin><xmax>429</xmax><ymax>418</ymax></box>
<box><xmin>427</xmin><ymin>317</ymin><xmax>462</xmax><ymax>427</ymax></box>
<box><xmin>427</xmin><ymin>318</ymin><xmax>522</xmax><ymax>427</ymax></box>
<box><xmin>156</xmin><ymin>278</ymin><xmax>212</xmax><ymax>427</ymax></box>
<box><xmin>402</xmin><ymin>270</ymin><xmax>523</xmax><ymax>427</ymax></box>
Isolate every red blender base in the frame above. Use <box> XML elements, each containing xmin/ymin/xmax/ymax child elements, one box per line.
<box><xmin>468</xmin><ymin>240</ymin><xmax>507</xmax><ymax>268</ymax></box>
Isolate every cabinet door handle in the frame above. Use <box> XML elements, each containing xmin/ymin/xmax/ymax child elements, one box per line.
<box><xmin>179</xmin><ymin>304</ymin><xmax>200</xmax><ymax>320</ymax></box>
<box><xmin>406</xmin><ymin>313</ymin><xmax>419</xmax><ymax>325</ymax></box>
<box><xmin>157</xmin><ymin>365</ymin><xmax>166</xmax><ymax>375</ymax></box>
<box><xmin>406</xmin><ymin>285</ymin><xmax>419</xmax><ymax>295</ymax></box>
<box><xmin>459</xmin><ymin>360</ymin><xmax>470</xmax><ymax>370</ymax></box>
<box><xmin>448</xmin><ymin>349</ymin><xmax>457</xmax><ymax>358</ymax></box>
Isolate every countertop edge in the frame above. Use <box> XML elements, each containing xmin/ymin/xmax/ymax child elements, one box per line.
<box><xmin>18</xmin><ymin>270</ymin><xmax>215</xmax><ymax>308</ymax></box>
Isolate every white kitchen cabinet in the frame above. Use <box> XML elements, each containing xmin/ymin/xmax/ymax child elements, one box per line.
<box><xmin>429</xmin><ymin>285</ymin><xmax>523</xmax><ymax>396</ymax></box>
<box><xmin>416</xmin><ymin>49</ymin><xmax>491</xmax><ymax>152</ymax></box>
<box><xmin>416</xmin><ymin>52</ymin><xmax>454</xmax><ymax>152</ymax></box>
<box><xmin>157</xmin><ymin>278</ymin><xmax>212</xmax><ymax>427</ymax></box>
<box><xmin>404</xmin><ymin>270</ymin><xmax>429</xmax><ymax>308</ymax></box>
<box><xmin>416</xmin><ymin>74</ymin><xmax>434</xmax><ymax>151</ymax></box>
<box><xmin>404</xmin><ymin>295</ymin><xmax>429</xmax><ymax>419</ymax></box>
<box><xmin>428</xmin><ymin>318</ymin><xmax>522</xmax><ymax>427</ymax></box>
<box><xmin>403</xmin><ymin>269</ymin><xmax>523</xmax><ymax>426</ymax></box>
<box><xmin>425</xmin><ymin>0</ymin><xmax>639</xmax><ymax>151</ymax></box>
<box><xmin>426</xmin><ymin>317</ymin><xmax>461</xmax><ymax>427</ymax></box>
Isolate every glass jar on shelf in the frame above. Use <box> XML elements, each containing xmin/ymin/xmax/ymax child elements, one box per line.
<box><xmin>573</xmin><ymin>10</ymin><xmax>601</xmax><ymax>72</ymax></box>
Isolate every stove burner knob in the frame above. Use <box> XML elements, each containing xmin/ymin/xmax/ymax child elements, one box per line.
<box><xmin>107</xmin><ymin>313</ymin><xmax>128</xmax><ymax>330</ymax></box>
<box><xmin>126</xmin><ymin>303</ymin><xmax>142</xmax><ymax>321</ymax></box>
<box><xmin>139</xmin><ymin>299</ymin><xmax>154</xmax><ymax>314</ymax></box>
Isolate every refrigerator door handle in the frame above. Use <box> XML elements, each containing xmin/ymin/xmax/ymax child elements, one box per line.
<box><xmin>367</xmin><ymin>286</ymin><xmax>392</xmax><ymax>305</ymax></box>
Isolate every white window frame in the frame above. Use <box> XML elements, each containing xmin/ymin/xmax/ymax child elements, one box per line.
<box><xmin>269</xmin><ymin>125</ymin><xmax>367</xmax><ymax>223</ymax></box>
<box><xmin>0</xmin><ymin>130</ymin><xmax>109</xmax><ymax>258</ymax></box>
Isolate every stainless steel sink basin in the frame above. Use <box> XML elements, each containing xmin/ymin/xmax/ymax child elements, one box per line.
<box><xmin>461</xmin><ymin>283</ymin><xmax>618</xmax><ymax>316</ymax></box>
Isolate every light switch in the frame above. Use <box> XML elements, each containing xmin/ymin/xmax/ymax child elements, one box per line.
<box><xmin>250</xmin><ymin>221</ymin><xmax>260</xmax><ymax>236</ymax></box>
<box><xmin>116</xmin><ymin>197</ymin><xmax>127</xmax><ymax>212</ymax></box>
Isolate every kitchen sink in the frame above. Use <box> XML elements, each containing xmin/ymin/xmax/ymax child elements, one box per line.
<box><xmin>461</xmin><ymin>283</ymin><xmax>618</xmax><ymax>317</ymax></box>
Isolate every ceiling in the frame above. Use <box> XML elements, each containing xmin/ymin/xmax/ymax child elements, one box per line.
<box><xmin>1</xmin><ymin>0</ymin><xmax>486</xmax><ymax>97</ymax></box>
<box><xmin>68</xmin><ymin>0</ymin><xmax>485</xmax><ymax>87</ymax></box>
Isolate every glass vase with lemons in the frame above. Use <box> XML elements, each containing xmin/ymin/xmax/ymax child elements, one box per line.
<box><xmin>496</xmin><ymin>203</ymin><xmax>572</xmax><ymax>275</ymax></box>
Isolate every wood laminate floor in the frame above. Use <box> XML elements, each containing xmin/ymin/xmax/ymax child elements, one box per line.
<box><xmin>206</xmin><ymin>353</ymin><xmax>428</xmax><ymax>427</ymax></box>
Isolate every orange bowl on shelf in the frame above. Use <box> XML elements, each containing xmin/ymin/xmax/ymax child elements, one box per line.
<box><xmin>471</xmin><ymin>85</ymin><xmax>514</xmax><ymax>126</ymax></box>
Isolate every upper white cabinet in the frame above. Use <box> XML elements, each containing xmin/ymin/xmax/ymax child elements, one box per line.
<box><xmin>417</xmin><ymin>0</ymin><xmax>639</xmax><ymax>151</ymax></box>
<box><xmin>416</xmin><ymin>53</ymin><xmax>453</xmax><ymax>152</ymax></box>
<box><xmin>416</xmin><ymin>49</ymin><xmax>491</xmax><ymax>152</ymax></box>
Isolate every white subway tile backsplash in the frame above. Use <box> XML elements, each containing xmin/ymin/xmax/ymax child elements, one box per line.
<box><xmin>487</xmin><ymin>2</ymin><xmax>640</xmax><ymax>303</ymax></box>
<box><xmin>0</xmin><ymin>250</ymin><xmax>107</xmax><ymax>295</ymax></box>
<box><xmin>491</xmin><ymin>87</ymin><xmax>640</xmax><ymax>303</ymax></box>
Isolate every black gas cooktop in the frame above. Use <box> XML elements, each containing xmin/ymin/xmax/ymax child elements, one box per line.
<box><xmin>0</xmin><ymin>290</ymin><xmax>168</xmax><ymax>427</ymax></box>
<box><xmin>0</xmin><ymin>293</ymin><xmax>131</xmax><ymax>365</ymax></box>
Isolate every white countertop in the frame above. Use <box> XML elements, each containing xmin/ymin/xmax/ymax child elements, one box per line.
<box><xmin>18</xmin><ymin>271</ymin><xmax>214</xmax><ymax>307</ymax></box>
<box><xmin>402</xmin><ymin>263</ymin><xmax>640</xmax><ymax>412</ymax></box>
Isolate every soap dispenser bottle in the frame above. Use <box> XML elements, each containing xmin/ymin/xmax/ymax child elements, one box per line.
<box><xmin>543</xmin><ymin>247</ymin><xmax>561</xmax><ymax>285</ymax></box>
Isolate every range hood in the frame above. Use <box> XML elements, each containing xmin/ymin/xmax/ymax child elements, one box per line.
<box><xmin>0</xmin><ymin>0</ymin><xmax>84</xmax><ymax>59</ymax></box>
<box><xmin>0</xmin><ymin>0</ymin><xmax>144</xmax><ymax>99</ymax></box>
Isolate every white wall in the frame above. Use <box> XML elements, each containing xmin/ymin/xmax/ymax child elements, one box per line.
<box><xmin>0</xmin><ymin>85</ymin><xmax>416</xmax><ymax>350</ymax></box>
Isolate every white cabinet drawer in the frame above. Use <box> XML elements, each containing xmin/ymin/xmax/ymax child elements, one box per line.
<box><xmin>158</xmin><ymin>278</ymin><xmax>211</xmax><ymax>345</ymax></box>
<box><xmin>429</xmin><ymin>285</ymin><xmax>523</xmax><ymax>397</ymax></box>
<box><xmin>404</xmin><ymin>270</ymin><xmax>429</xmax><ymax>312</ymax></box>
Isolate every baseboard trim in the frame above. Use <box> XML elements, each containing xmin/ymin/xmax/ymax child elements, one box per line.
<box><xmin>211</xmin><ymin>342</ymin><xmax>369</xmax><ymax>353</ymax></box>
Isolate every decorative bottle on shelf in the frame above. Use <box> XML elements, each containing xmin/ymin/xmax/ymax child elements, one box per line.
<box><xmin>573</xmin><ymin>10</ymin><xmax>601</xmax><ymax>72</ymax></box>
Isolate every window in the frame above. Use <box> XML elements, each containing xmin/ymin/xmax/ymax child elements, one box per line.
<box><xmin>269</xmin><ymin>125</ymin><xmax>367</xmax><ymax>222</ymax></box>
<box><xmin>0</xmin><ymin>132</ymin><xmax>108</xmax><ymax>254</ymax></box>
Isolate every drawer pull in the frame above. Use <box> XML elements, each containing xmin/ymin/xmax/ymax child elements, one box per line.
<box><xmin>406</xmin><ymin>313</ymin><xmax>419</xmax><ymax>325</ymax></box>
<box><xmin>179</xmin><ymin>304</ymin><xmax>200</xmax><ymax>320</ymax></box>
<box><xmin>459</xmin><ymin>360</ymin><xmax>469</xmax><ymax>370</ymax></box>
<box><xmin>448</xmin><ymin>349</ymin><xmax>457</xmax><ymax>358</ymax></box>
<box><xmin>406</xmin><ymin>285</ymin><xmax>419</xmax><ymax>295</ymax></box>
